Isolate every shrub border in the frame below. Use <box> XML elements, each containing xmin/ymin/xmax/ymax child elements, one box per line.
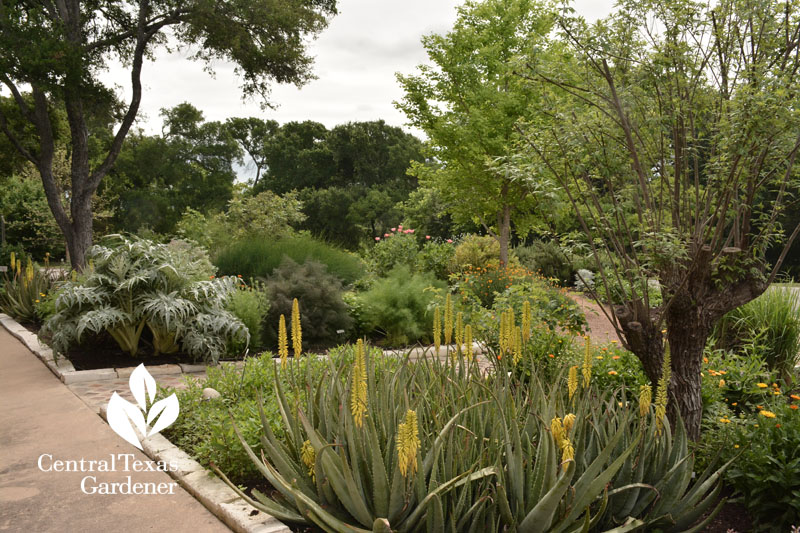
<box><xmin>0</xmin><ymin>313</ymin><xmax>290</xmax><ymax>533</ymax></box>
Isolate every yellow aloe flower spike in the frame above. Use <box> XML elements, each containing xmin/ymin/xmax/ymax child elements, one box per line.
<box><xmin>513</xmin><ymin>325</ymin><xmax>522</xmax><ymax>366</ymax></box>
<box><xmin>444</xmin><ymin>293</ymin><xmax>454</xmax><ymax>346</ymax></box>
<box><xmin>551</xmin><ymin>416</ymin><xmax>565</xmax><ymax>448</ymax></box>
<box><xmin>397</xmin><ymin>409</ymin><xmax>420</xmax><ymax>478</ymax></box>
<box><xmin>522</xmin><ymin>300</ymin><xmax>531</xmax><ymax>342</ymax></box>
<box><xmin>278</xmin><ymin>314</ymin><xmax>288</xmax><ymax>368</ymax></box>
<box><xmin>455</xmin><ymin>312</ymin><xmax>464</xmax><ymax>357</ymax></box>
<box><xmin>639</xmin><ymin>384</ymin><xmax>652</xmax><ymax>418</ymax></box>
<box><xmin>351</xmin><ymin>339</ymin><xmax>368</xmax><ymax>428</ymax></box>
<box><xmin>561</xmin><ymin>438</ymin><xmax>575</xmax><ymax>465</ymax></box>
<box><xmin>291</xmin><ymin>298</ymin><xmax>302</xmax><ymax>357</ymax></box>
<box><xmin>71</xmin><ymin>270</ymin><xmax>78</xmax><ymax>282</ymax></box>
<box><xmin>433</xmin><ymin>306</ymin><xmax>441</xmax><ymax>355</ymax></box>
<box><xmin>654</xmin><ymin>344</ymin><xmax>672</xmax><ymax>436</ymax></box>
<box><xmin>9</xmin><ymin>252</ymin><xmax>15</xmax><ymax>270</ymax></box>
<box><xmin>582</xmin><ymin>337</ymin><xmax>592</xmax><ymax>387</ymax></box>
<box><xmin>464</xmin><ymin>324</ymin><xmax>473</xmax><ymax>359</ymax></box>
<box><xmin>563</xmin><ymin>413</ymin><xmax>576</xmax><ymax>433</ymax></box>
<box><xmin>26</xmin><ymin>259</ymin><xmax>34</xmax><ymax>283</ymax></box>
<box><xmin>301</xmin><ymin>440</ymin><xmax>316</xmax><ymax>482</ymax></box>
<box><xmin>568</xmin><ymin>366</ymin><xmax>579</xmax><ymax>400</ymax></box>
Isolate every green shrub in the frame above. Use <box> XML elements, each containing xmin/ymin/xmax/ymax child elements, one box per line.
<box><xmin>448</xmin><ymin>234</ymin><xmax>519</xmax><ymax>274</ymax></box>
<box><xmin>455</xmin><ymin>263</ymin><xmax>536</xmax><ymax>308</ymax></box>
<box><xmin>697</xmin><ymin>393</ymin><xmax>800</xmax><ymax>531</ymax></box>
<box><xmin>415</xmin><ymin>239</ymin><xmax>455</xmax><ymax>280</ymax></box>
<box><xmin>366</xmin><ymin>228</ymin><xmax>419</xmax><ymax>277</ymax></box>
<box><xmin>714</xmin><ymin>287</ymin><xmax>800</xmax><ymax>383</ymax></box>
<box><xmin>226</xmin><ymin>281</ymin><xmax>269</xmax><ymax>353</ymax></box>
<box><xmin>357</xmin><ymin>266</ymin><xmax>446</xmax><ymax>346</ymax></box>
<box><xmin>514</xmin><ymin>240</ymin><xmax>573</xmax><ymax>285</ymax></box>
<box><xmin>216</xmin><ymin>234</ymin><xmax>364</xmax><ymax>285</ymax></box>
<box><xmin>264</xmin><ymin>258</ymin><xmax>353</xmax><ymax>348</ymax></box>
<box><xmin>40</xmin><ymin>235</ymin><xmax>248</xmax><ymax>363</ymax></box>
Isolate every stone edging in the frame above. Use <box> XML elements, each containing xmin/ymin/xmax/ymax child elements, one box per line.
<box><xmin>0</xmin><ymin>313</ymin><xmax>290</xmax><ymax>533</ymax></box>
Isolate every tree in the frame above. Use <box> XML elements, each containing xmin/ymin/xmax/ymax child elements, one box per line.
<box><xmin>520</xmin><ymin>0</ymin><xmax>800</xmax><ymax>438</ymax></box>
<box><xmin>256</xmin><ymin>120</ymin><xmax>334</xmax><ymax>193</ymax></box>
<box><xmin>104</xmin><ymin>103</ymin><xmax>240</xmax><ymax>234</ymax></box>
<box><xmin>396</xmin><ymin>0</ymin><xmax>555</xmax><ymax>267</ymax></box>
<box><xmin>225</xmin><ymin>117</ymin><xmax>279</xmax><ymax>189</ymax></box>
<box><xmin>0</xmin><ymin>0</ymin><xmax>337</xmax><ymax>269</ymax></box>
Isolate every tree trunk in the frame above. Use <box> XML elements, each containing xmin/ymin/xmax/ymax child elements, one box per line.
<box><xmin>664</xmin><ymin>296</ymin><xmax>710</xmax><ymax>441</ymax></box>
<box><xmin>498</xmin><ymin>203</ymin><xmax>511</xmax><ymax>268</ymax></box>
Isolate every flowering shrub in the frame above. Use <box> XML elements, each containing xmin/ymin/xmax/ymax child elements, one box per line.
<box><xmin>366</xmin><ymin>226</ymin><xmax>419</xmax><ymax>277</ymax></box>
<box><xmin>698</xmin><ymin>393</ymin><xmax>800</xmax><ymax>530</ymax></box>
<box><xmin>454</xmin><ymin>263</ymin><xmax>533</xmax><ymax>307</ymax></box>
<box><xmin>0</xmin><ymin>253</ymin><xmax>59</xmax><ymax>323</ymax></box>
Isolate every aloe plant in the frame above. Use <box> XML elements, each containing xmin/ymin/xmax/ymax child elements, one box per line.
<box><xmin>0</xmin><ymin>256</ymin><xmax>57</xmax><ymax>323</ymax></box>
<box><xmin>213</xmin><ymin>331</ymin><xmax>729</xmax><ymax>532</ymax></box>
<box><xmin>41</xmin><ymin>235</ymin><xmax>248</xmax><ymax>363</ymax></box>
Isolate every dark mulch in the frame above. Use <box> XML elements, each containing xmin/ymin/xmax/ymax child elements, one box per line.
<box><xmin>58</xmin><ymin>330</ymin><xmax>204</xmax><ymax>370</ymax></box>
<box><xmin>699</xmin><ymin>486</ymin><xmax>754</xmax><ymax>533</ymax></box>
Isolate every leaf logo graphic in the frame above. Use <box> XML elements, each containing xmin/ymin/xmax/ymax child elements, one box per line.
<box><xmin>106</xmin><ymin>364</ymin><xmax>180</xmax><ymax>450</ymax></box>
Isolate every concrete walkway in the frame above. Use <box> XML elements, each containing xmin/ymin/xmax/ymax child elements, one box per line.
<box><xmin>0</xmin><ymin>327</ymin><xmax>230</xmax><ymax>533</ymax></box>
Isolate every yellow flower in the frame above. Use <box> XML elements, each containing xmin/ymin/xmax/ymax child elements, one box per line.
<box><xmin>551</xmin><ymin>417</ymin><xmax>565</xmax><ymax>447</ymax></box>
<box><xmin>757</xmin><ymin>383</ymin><xmax>768</xmax><ymax>388</ymax></box>
<box><xmin>734</xmin><ymin>444</ymin><xmax>740</xmax><ymax>449</ymax></box>
<box><xmin>561</xmin><ymin>438</ymin><xmax>574</xmax><ymax>465</ymax></box>
<box><xmin>443</xmin><ymin>293</ymin><xmax>454</xmax><ymax>346</ymax></box>
<box><xmin>758</xmin><ymin>410</ymin><xmax>777</xmax><ymax>419</ymax></box>
<box><xmin>464</xmin><ymin>324</ymin><xmax>473</xmax><ymax>359</ymax></box>
<box><xmin>596</xmin><ymin>356</ymin><xmax>604</xmax><ymax>360</ymax></box>
<box><xmin>563</xmin><ymin>413</ymin><xmax>576</xmax><ymax>433</ymax></box>
<box><xmin>521</xmin><ymin>300</ymin><xmax>531</xmax><ymax>342</ymax></box>
<box><xmin>455</xmin><ymin>312</ymin><xmax>464</xmax><ymax>358</ymax></box>
<box><xmin>433</xmin><ymin>306</ymin><xmax>441</xmax><ymax>354</ymax></box>
<box><xmin>301</xmin><ymin>440</ymin><xmax>316</xmax><ymax>482</ymax></box>
<box><xmin>278</xmin><ymin>314</ymin><xmax>288</xmax><ymax>368</ymax></box>
<box><xmin>582</xmin><ymin>337</ymin><xmax>592</xmax><ymax>387</ymax></box>
<box><xmin>567</xmin><ymin>366</ymin><xmax>578</xmax><ymax>399</ymax></box>
<box><xmin>655</xmin><ymin>345</ymin><xmax>672</xmax><ymax>436</ymax></box>
<box><xmin>719</xmin><ymin>379</ymin><xmax>725</xmax><ymax>388</ymax></box>
<box><xmin>291</xmin><ymin>298</ymin><xmax>302</xmax><ymax>357</ymax></box>
<box><xmin>397</xmin><ymin>410</ymin><xmax>420</xmax><ymax>478</ymax></box>
<box><xmin>639</xmin><ymin>385</ymin><xmax>652</xmax><ymax>417</ymax></box>
<box><xmin>351</xmin><ymin>339</ymin><xmax>368</xmax><ymax>428</ymax></box>
<box><xmin>719</xmin><ymin>418</ymin><xmax>731</xmax><ymax>423</ymax></box>
<box><xmin>512</xmin><ymin>325</ymin><xmax>522</xmax><ymax>366</ymax></box>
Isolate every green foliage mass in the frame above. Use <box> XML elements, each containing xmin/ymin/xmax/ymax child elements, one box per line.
<box><xmin>40</xmin><ymin>235</ymin><xmax>247</xmax><ymax>363</ymax></box>
<box><xmin>714</xmin><ymin>288</ymin><xmax>800</xmax><ymax>384</ymax></box>
<box><xmin>264</xmin><ymin>258</ymin><xmax>353</xmax><ymax>348</ymax></box>
<box><xmin>357</xmin><ymin>266</ymin><xmax>446</xmax><ymax>346</ymax></box>
<box><xmin>0</xmin><ymin>175</ymin><xmax>65</xmax><ymax>260</ymax></box>
<box><xmin>226</xmin><ymin>283</ymin><xmax>269</xmax><ymax>353</ymax></box>
<box><xmin>215</xmin><ymin>234</ymin><xmax>364</xmax><ymax>285</ymax></box>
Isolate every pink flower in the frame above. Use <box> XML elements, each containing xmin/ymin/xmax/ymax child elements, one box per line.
<box><xmin>447</xmin><ymin>239</ymin><xmax>453</xmax><ymax>243</ymax></box>
<box><xmin>409</xmin><ymin>229</ymin><xmax>415</xmax><ymax>234</ymax></box>
<box><xmin>404</xmin><ymin>229</ymin><xmax>411</xmax><ymax>234</ymax></box>
<box><xmin>384</xmin><ymin>233</ymin><xmax>390</xmax><ymax>237</ymax></box>
<box><xmin>398</xmin><ymin>224</ymin><xmax>403</xmax><ymax>229</ymax></box>
<box><xmin>426</xmin><ymin>235</ymin><xmax>431</xmax><ymax>240</ymax></box>
<box><xmin>391</xmin><ymin>227</ymin><xmax>396</xmax><ymax>231</ymax></box>
<box><xmin>375</xmin><ymin>237</ymin><xmax>380</xmax><ymax>241</ymax></box>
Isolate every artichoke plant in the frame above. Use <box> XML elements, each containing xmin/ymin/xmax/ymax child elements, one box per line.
<box><xmin>41</xmin><ymin>235</ymin><xmax>248</xmax><ymax>363</ymax></box>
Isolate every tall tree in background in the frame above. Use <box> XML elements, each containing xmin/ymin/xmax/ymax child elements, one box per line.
<box><xmin>0</xmin><ymin>0</ymin><xmax>337</xmax><ymax>269</ymax></box>
<box><xmin>396</xmin><ymin>0</ymin><xmax>555</xmax><ymax>267</ymax></box>
<box><xmin>105</xmin><ymin>103</ymin><xmax>240</xmax><ymax>234</ymax></box>
<box><xmin>521</xmin><ymin>0</ymin><xmax>800</xmax><ymax>438</ymax></box>
<box><xmin>225</xmin><ymin>117</ymin><xmax>279</xmax><ymax>189</ymax></box>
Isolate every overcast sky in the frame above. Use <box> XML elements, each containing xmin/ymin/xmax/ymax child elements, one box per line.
<box><xmin>102</xmin><ymin>0</ymin><xmax>615</xmax><ymax>139</ymax></box>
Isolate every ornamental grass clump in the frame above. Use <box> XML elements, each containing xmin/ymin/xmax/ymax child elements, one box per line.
<box><xmin>41</xmin><ymin>235</ymin><xmax>247</xmax><ymax>363</ymax></box>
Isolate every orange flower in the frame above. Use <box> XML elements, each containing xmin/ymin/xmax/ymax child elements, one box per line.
<box><xmin>612</xmin><ymin>355</ymin><xmax>620</xmax><ymax>360</ymax></box>
<box><xmin>548</xmin><ymin>353</ymin><xmax>555</xmax><ymax>358</ymax></box>
<box><xmin>791</xmin><ymin>394</ymin><xmax>800</xmax><ymax>401</ymax></box>
<box><xmin>608</xmin><ymin>370</ymin><xmax>618</xmax><ymax>375</ymax></box>
<box><xmin>790</xmin><ymin>405</ymin><xmax>799</xmax><ymax>410</ymax></box>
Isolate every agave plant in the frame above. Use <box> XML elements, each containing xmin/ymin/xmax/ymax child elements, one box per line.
<box><xmin>40</xmin><ymin>235</ymin><xmax>248</xmax><ymax>363</ymax></box>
